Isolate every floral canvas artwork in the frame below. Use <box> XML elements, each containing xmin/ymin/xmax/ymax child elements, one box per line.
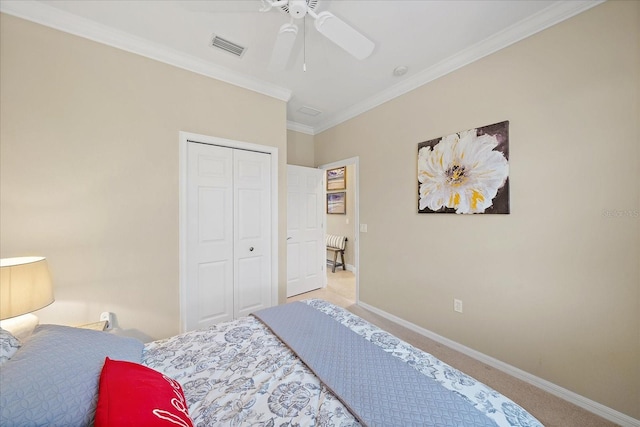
<box><xmin>418</xmin><ymin>121</ymin><xmax>510</xmax><ymax>214</ymax></box>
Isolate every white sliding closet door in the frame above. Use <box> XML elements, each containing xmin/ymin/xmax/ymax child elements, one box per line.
<box><xmin>234</xmin><ymin>149</ymin><xmax>272</xmax><ymax>318</ymax></box>
<box><xmin>186</xmin><ymin>143</ymin><xmax>234</xmax><ymax>329</ymax></box>
<box><xmin>185</xmin><ymin>142</ymin><xmax>271</xmax><ymax>331</ymax></box>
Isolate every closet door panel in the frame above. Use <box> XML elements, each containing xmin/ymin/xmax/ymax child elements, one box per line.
<box><xmin>197</xmin><ymin>261</ymin><xmax>229</xmax><ymax>321</ymax></box>
<box><xmin>236</xmin><ymin>256</ymin><xmax>264</xmax><ymax>315</ymax></box>
<box><xmin>234</xmin><ymin>149</ymin><xmax>271</xmax><ymax>318</ymax></box>
<box><xmin>186</xmin><ymin>143</ymin><xmax>234</xmax><ymax>330</ymax></box>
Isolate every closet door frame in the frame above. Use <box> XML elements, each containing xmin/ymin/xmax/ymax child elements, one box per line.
<box><xmin>178</xmin><ymin>131</ymin><xmax>279</xmax><ymax>333</ymax></box>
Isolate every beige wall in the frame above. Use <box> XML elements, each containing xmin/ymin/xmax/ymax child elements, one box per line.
<box><xmin>315</xmin><ymin>1</ymin><xmax>639</xmax><ymax>419</ymax></box>
<box><xmin>0</xmin><ymin>14</ymin><xmax>288</xmax><ymax>341</ymax></box>
<box><xmin>286</xmin><ymin>129</ymin><xmax>315</xmax><ymax>167</ymax></box>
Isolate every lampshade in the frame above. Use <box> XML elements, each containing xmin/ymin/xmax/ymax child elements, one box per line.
<box><xmin>0</xmin><ymin>257</ymin><xmax>54</xmax><ymax>321</ymax></box>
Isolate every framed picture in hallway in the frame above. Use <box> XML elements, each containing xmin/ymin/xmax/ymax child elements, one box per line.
<box><xmin>327</xmin><ymin>166</ymin><xmax>346</xmax><ymax>190</ymax></box>
<box><xmin>327</xmin><ymin>192</ymin><xmax>346</xmax><ymax>214</ymax></box>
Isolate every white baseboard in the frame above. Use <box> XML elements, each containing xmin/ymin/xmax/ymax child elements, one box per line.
<box><xmin>357</xmin><ymin>301</ymin><xmax>639</xmax><ymax>427</ymax></box>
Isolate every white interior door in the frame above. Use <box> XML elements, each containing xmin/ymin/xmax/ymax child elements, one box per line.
<box><xmin>234</xmin><ymin>149</ymin><xmax>272</xmax><ymax>318</ymax></box>
<box><xmin>186</xmin><ymin>142</ymin><xmax>234</xmax><ymax>329</ymax></box>
<box><xmin>287</xmin><ymin>165</ymin><xmax>325</xmax><ymax>297</ymax></box>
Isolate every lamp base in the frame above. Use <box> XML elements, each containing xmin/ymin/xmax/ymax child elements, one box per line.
<box><xmin>0</xmin><ymin>313</ymin><xmax>39</xmax><ymax>340</ymax></box>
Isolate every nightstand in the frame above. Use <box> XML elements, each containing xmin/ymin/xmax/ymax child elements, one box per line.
<box><xmin>77</xmin><ymin>320</ymin><xmax>108</xmax><ymax>331</ymax></box>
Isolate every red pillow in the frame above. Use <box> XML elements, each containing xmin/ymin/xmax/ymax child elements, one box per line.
<box><xmin>95</xmin><ymin>357</ymin><xmax>194</xmax><ymax>427</ymax></box>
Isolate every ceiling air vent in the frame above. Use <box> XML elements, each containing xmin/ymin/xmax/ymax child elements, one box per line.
<box><xmin>211</xmin><ymin>35</ymin><xmax>246</xmax><ymax>57</ymax></box>
<box><xmin>298</xmin><ymin>106</ymin><xmax>322</xmax><ymax>117</ymax></box>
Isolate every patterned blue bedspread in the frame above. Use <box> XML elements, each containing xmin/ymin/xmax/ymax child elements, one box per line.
<box><xmin>253</xmin><ymin>302</ymin><xmax>499</xmax><ymax>427</ymax></box>
<box><xmin>143</xmin><ymin>299</ymin><xmax>543</xmax><ymax>427</ymax></box>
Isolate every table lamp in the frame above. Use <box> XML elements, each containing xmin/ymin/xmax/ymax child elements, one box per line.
<box><xmin>0</xmin><ymin>256</ymin><xmax>54</xmax><ymax>339</ymax></box>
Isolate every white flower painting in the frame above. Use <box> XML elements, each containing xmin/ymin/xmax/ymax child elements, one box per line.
<box><xmin>418</xmin><ymin>121</ymin><xmax>510</xmax><ymax>214</ymax></box>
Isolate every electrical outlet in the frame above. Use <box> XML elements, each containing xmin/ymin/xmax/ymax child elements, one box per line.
<box><xmin>100</xmin><ymin>312</ymin><xmax>114</xmax><ymax>330</ymax></box>
<box><xmin>454</xmin><ymin>299</ymin><xmax>463</xmax><ymax>313</ymax></box>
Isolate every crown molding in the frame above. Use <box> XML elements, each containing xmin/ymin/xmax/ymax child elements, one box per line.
<box><xmin>0</xmin><ymin>0</ymin><xmax>292</xmax><ymax>102</ymax></box>
<box><xmin>312</xmin><ymin>0</ymin><xmax>605</xmax><ymax>135</ymax></box>
<box><xmin>286</xmin><ymin>121</ymin><xmax>315</xmax><ymax>135</ymax></box>
<box><xmin>1</xmin><ymin>0</ymin><xmax>604</xmax><ymax>135</ymax></box>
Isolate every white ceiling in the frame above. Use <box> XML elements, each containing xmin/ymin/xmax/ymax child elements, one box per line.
<box><xmin>1</xmin><ymin>0</ymin><xmax>601</xmax><ymax>134</ymax></box>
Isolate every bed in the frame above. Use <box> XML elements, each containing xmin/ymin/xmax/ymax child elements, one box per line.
<box><xmin>0</xmin><ymin>299</ymin><xmax>543</xmax><ymax>426</ymax></box>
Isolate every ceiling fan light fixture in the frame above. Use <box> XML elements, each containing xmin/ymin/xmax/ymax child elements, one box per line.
<box><xmin>264</xmin><ymin>0</ymin><xmax>373</xmax><ymax>68</ymax></box>
<box><xmin>288</xmin><ymin>0</ymin><xmax>308</xmax><ymax>18</ymax></box>
<box><xmin>276</xmin><ymin>0</ymin><xmax>318</xmax><ymax>16</ymax></box>
<box><xmin>314</xmin><ymin>11</ymin><xmax>374</xmax><ymax>60</ymax></box>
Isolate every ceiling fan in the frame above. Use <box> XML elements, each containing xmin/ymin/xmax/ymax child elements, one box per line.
<box><xmin>259</xmin><ymin>0</ymin><xmax>375</xmax><ymax>71</ymax></box>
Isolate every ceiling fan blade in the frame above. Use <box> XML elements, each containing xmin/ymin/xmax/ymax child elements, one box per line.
<box><xmin>268</xmin><ymin>23</ymin><xmax>298</xmax><ymax>71</ymax></box>
<box><xmin>180</xmin><ymin>1</ymin><xmax>262</xmax><ymax>14</ymax></box>
<box><xmin>313</xmin><ymin>11</ymin><xmax>374</xmax><ymax>60</ymax></box>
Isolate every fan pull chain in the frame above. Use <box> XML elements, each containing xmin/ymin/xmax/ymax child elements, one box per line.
<box><xmin>303</xmin><ymin>16</ymin><xmax>307</xmax><ymax>72</ymax></box>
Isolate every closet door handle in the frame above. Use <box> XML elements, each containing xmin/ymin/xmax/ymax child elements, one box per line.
<box><xmin>249</xmin><ymin>247</ymin><xmax>254</xmax><ymax>252</ymax></box>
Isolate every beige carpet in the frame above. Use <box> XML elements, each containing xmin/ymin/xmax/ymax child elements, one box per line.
<box><xmin>287</xmin><ymin>270</ymin><xmax>617</xmax><ymax>427</ymax></box>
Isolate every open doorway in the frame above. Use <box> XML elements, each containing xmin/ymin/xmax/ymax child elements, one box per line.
<box><xmin>321</xmin><ymin>157</ymin><xmax>358</xmax><ymax>306</ymax></box>
<box><xmin>286</xmin><ymin>157</ymin><xmax>359</xmax><ymax>309</ymax></box>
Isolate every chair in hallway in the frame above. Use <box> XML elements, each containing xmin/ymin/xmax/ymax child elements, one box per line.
<box><xmin>326</xmin><ymin>234</ymin><xmax>347</xmax><ymax>273</ymax></box>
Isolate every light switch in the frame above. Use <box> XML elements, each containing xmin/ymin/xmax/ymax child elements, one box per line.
<box><xmin>360</xmin><ymin>224</ymin><xmax>368</xmax><ymax>232</ymax></box>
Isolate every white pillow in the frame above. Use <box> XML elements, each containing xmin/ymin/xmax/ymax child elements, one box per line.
<box><xmin>0</xmin><ymin>313</ymin><xmax>39</xmax><ymax>341</ymax></box>
<box><xmin>0</xmin><ymin>327</ymin><xmax>21</xmax><ymax>365</ymax></box>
